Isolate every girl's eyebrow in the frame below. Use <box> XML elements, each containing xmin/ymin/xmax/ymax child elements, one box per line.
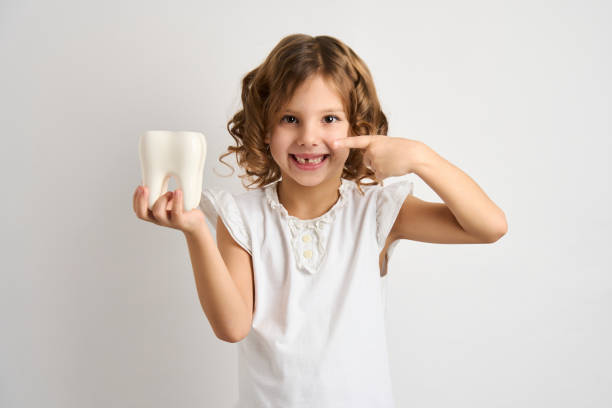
<box><xmin>284</xmin><ymin>108</ymin><xmax>344</xmax><ymax>114</ymax></box>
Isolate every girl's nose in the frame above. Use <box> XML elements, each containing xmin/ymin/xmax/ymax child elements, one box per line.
<box><xmin>296</xmin><ymin>124</ymin><xmax>322</xmax><ymax>146</ymax></box>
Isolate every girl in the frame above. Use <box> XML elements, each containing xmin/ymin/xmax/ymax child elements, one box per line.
<box><xmin>133</xmin><ymin>34</ymin><xmax>507</xmax><ymax>407</ymax></box>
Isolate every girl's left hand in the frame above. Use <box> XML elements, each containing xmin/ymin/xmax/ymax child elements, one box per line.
<box><xmin>332</xmin><ymin>135</ymin><xmax>422</xmax><ymax>181</ymax></box>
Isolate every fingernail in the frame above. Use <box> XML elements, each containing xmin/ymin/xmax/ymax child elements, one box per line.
<box><xmin>137</xmin><ymin>186</ymin><xmax>142</xmax><ymax>194</ymax></box>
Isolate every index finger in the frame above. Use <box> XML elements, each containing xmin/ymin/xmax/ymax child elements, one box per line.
<box><xmin>332</xmin><ymin>135</ymin><xmax>373</xmax><ymax>149</ymax></box>
<box><xmin>133</xmin><ymin>185</ymin><xmax>149</xmax><ymax>219</ymax></box>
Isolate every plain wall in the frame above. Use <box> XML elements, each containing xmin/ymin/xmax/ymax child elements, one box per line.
<box><xmin>1</xmin><ymin>0</ymin><xmax>610</xmax><ymax>407</ymax></box>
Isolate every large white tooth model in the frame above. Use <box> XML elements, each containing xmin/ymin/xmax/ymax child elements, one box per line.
<box><xmin>138</xmin><ymin>130</ymin><xmax>207</xmax><ymax>212</ymax></box>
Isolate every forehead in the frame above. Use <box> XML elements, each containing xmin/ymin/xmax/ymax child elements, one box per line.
<box><xmin>283</xmin><ymin>74</ymin><xmax>346</xmax><ymax>113</ymax></box>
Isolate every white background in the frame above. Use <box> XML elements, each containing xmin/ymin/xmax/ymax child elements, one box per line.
<box><xmin>1</xmin><ymin>0</ymin><xmax>610</xmax><ymax>407</ymax></box>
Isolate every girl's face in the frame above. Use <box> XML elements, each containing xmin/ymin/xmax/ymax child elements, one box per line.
<box><xmin>265</xmin><ymin>73</ymin><xmax>351</xmax><ymax>188</ymax></box>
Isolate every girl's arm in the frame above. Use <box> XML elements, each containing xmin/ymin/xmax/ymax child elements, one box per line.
<box><xmin>407</xmin><ymin>142</ymin><xmax>507</xmax><ymax>242</ymax></box>
<box><xmin>332</xmin><ymin>136</ymin><xmax>507</xmax><ymax>244</ymax></box>
<box><xmin>183</xmin><ymin>221</ymin><xmax>253</xmax><ymax>342</ymax></box>
<box><xmin>388</xmin><ymin>141</ymin><xmax>507</xmax><ymax>244</ymax></box>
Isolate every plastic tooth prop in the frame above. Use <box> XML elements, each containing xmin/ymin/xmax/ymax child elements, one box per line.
<box><xmin>138</xmin><ymin>130</ymin><xmax>207</xmax><ymax>212</ymax></box>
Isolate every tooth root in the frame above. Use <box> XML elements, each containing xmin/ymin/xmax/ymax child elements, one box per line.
<box><xmin>139</xmin><ymin>131</ymin><xmax>207</xmax><ymax>212</ymax></box>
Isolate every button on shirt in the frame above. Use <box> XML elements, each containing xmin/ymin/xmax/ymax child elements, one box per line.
<box><xmin>199</xmin><ymin>177</ymin><xmax>414</xmax><ymax>408</ymax></box>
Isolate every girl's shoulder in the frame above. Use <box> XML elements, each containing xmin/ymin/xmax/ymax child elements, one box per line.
<box><xmin>234</xmin><ymin>184</ymin><xmax>267</xmax><ymax>207</ymax></box>
<box><xmin>342</xmin><ymin>178</ymin><xmax>414</xmax><ymax>203</ymax></box>
<box><xmin>198</xmin><ymin>185</ymin><xmax>267</xmax><ymax>255</ymax></box>
<box><xmin>202</xmin><ymin>183</ymin><xmax>266</xmax><ymax>208</ymax></box>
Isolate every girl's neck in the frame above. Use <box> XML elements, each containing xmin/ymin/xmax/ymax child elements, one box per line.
<box><xmin>277</xmin><ymin>177</ymin><xmax>343</xmax><ymax>220</ymax></box>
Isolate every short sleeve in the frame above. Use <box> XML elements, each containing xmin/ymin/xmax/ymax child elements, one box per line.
<box><xmin>199</xmin><ymin>188</ymin><xmax>252</xmax><ymax>255</ymax></box>
<box><xmin>375</xmin><ymin>179</ymin><xmax>414</xmax><ymax>249</ymax></box>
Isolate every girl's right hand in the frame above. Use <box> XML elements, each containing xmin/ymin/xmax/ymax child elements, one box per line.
<box><xmin>133</xmin><ymin>185</ymin><xmax>206</xmax><ymax>235</ymax></box>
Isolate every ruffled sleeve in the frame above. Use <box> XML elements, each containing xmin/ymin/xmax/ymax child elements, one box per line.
<box><xmin>199</xmin><ymin>188</ymin><xmax>252</xmax><ymax>255</ymax></box>
<box><xmin>375</xmin><ymin>179</ymin><xmax>414</xmax><ymax>250</ymax></box>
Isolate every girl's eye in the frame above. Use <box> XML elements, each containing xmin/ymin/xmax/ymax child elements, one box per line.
<box><xmin>280</xmin><ymin>115</ymin><xmax>340</xmax><ymax>124</ymax></box>
<box><xmin>281</xmin><ymin>115</ymin><xmax>297</xmax><ymax>124</ymax></box>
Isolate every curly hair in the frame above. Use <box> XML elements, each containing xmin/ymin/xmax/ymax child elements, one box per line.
<box><xmin>218</xmin><ymin>33</ymin><xmax>389</xmax><ymax>194</ymax></box>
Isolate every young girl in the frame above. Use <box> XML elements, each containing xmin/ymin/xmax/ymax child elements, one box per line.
<box><xmin>133</xmin><ymin>34</ymin><xmax>507</xmax><ymax>407</ymax></box>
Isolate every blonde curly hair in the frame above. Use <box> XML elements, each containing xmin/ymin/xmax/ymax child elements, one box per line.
<box><xmin>218</xmin><ymin>33</ymin><xmax>389</xmax><ymax>194</ymax></box>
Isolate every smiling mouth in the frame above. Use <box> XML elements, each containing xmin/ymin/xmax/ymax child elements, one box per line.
<box><xmin>289</xmin><ymin>154</ymin><xmax>330</xmax><ymax>164</ymax></box>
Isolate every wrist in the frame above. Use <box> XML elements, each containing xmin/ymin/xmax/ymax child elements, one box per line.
<box><xmin>183</xmin><ymin>220</ymin><xmax>208</xmax><ymax>240</ymax></box>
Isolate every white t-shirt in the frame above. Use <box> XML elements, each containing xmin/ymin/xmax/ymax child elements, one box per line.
<box><xmin>199</xmin><ymin>177</ymin><xmax>414</xmax><ymax>408</ymax></box>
